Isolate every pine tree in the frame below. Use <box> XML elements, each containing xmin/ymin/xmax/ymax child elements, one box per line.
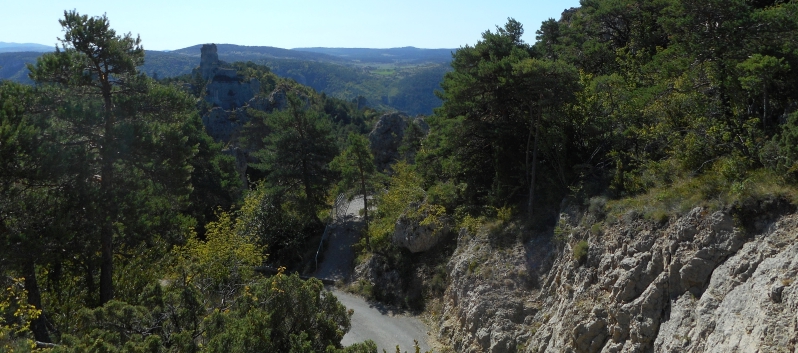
<box><xmin>28</xmin><ymin>11</ymin><xmax>196</xmax><ymax>304</ymax></box>
<box><xmin>331</xmin><ymin>132</ymin><xmax>377</xmax><ymax>246</ymax></box>
<box><xmin>252</xmin><ymin>92</ymin><xmax>338</xmax><ymax>221</ymax></box>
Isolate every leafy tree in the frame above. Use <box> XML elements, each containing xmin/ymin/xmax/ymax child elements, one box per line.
<box><xmin>0</xmin><ymin>81</ymin><xmax>80</xmax><ymax>342</ymax></box>
<box><xmin>0</xmin><ymin>278</ymin><xmax>41</xmax><ymax>351</ymax></box>
<box><xmin>369</xmin><ymin>162</ymin><xmax>445</xmax><ymax>249</ymax></box>
<box><xmin>181</xmin><ymin>112</ymin><xmax>242</xmax><ymax>236</ymax></box>
<box><xmin>737</xmin><ymin>54</ymin><xmax>791</xmax><ymax>129</ymax></box>
<box><xmin>203</xmin><ymin>271</ymin><xmax>355</xmax><ymax>353</ymax></box>
<box><xmin>236</xmin><ymin>183</ymin><xmax>309</xmax><ymax>267</ymax></box>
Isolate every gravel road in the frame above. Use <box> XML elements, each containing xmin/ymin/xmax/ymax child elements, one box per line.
<box><xmin>315</xmin><ymin>196</ymin><xmax>433</xmax><ymax>352</ymax></box>
<box><xmin>334</xmin><ymin>288</ymin><xmax>432</xmax><ymax>352</ymax></box>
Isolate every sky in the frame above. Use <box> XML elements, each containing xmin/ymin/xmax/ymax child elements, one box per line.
<box><xmin>2</xmin><ymin>0</ymin><xmax>582</xmax><ymax>51</ymax></box>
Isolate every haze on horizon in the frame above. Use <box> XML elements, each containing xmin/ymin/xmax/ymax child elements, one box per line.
<box><xmin>2</xmin><ymin>0</ymin><xmax>581</xmax><ymax>51</ymax></box>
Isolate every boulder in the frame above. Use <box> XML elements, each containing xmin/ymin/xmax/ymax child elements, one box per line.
<box><xmin>392</xmin><ymin>203</ymin><xmax>449</xmax><ymax>253</ymax></box>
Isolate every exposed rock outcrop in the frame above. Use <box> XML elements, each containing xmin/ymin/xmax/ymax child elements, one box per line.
<box><xmin>368</xmin><ymin>113</ymin><xmax>428</xmax><ymax>171</ymax></box>
<box><xmin>199</xmin><ymin>43</ymin><xmax>221</xmax><ymax>80</ymax></box>
<box><xmin>393</xmin><ymin>203</ymin><xmax>451</xmax><ymax>253</ymax></box>
<box><xmin>197</xmin><ymin>45</ymin><xmax>261</xmax><ymax>111</ymax></box>
<box><xmin>436</xmin><ymin>201</ymin><xmax>798</xmax><ymax>353</ymax></box>
<box><xmin>194</xmin><ymin>43</ymin><xmax>288</xmax><ymax>184</ymax></box>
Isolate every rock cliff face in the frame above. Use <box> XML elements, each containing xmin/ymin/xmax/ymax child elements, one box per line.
<box><xmin>436</xmin><ymin>201</ymin><xmax>798</xmax><ymax>353</ymax></box>
<box><xmin>195</xmin><ymin>43</ymin><xmax>289</xmax><ymax>183</ymax></box>
<box><xmin>199</xmin><ymin>44</ymin><xmax>221</xmax><ymax>80</ymax></box>
<box><xmin>197</xmin><ymin>44</ymin><xmax>262</xmax><ymax>111</ymax></box>
<box><xmin>392</xmin><ymin>203</ymin><xmax>451</xmax><ymax>253</ymax></box>
<box><xmin>368</xmin><ymin>113</ymin><xmax>428</xmax><ymax>171</ymax></box>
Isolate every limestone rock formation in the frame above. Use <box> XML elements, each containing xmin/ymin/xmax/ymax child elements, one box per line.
<box><xmin>368</xmin><ymin>113</ymin><xmax>428</xmax><ymax>171</ymax></box>
<box><xmin>392</xmin><ymin>203</ymin><xmax>450</xmax><ymax>253</ymax></box>
<box><xmin>195</xmin><ymin>43</ymin><xmax>263</xmax><ymax>111</ymax></box>
<box><xmin>194</xmin><ymin>44</ymin><xmax>291</xmax><ymax>185</ymax></box>
<box><xmin>435</xmin><ymin>200</ymin><xmax>798</xmax><ymax>353</ymax></box>
<box><xmin>205</xmin><ymin>74</ymin><xmax>261</xmax><ymax>111</ymax></box>
<box><xmin>353</xmin><ymin>254</ymin><xmax>405</xmax><ymax>302</ymax></box>
<box><xmin>199</xmin><ymin>43</ymin><xmax>221</xmax><ymax>80</ymax></box>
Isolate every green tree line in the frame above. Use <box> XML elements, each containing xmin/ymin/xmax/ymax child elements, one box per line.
<box><xmin>359</xmin><ymin>0</ymin><xmax>798</xmax><ymax>293</ymax></box>
<box><xmin>0</xmin><ymin>11</ymin><xmax>383</xmax><ymax>352</ymax></box>
<box><xmin>384</xmin><ymin>0</ymin><xmax>798</xmax><ymax>233</ymax></box>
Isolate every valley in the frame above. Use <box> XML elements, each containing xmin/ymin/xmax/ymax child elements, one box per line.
<box><xmin>3</xmin><ymin>1</ymin><xmax>798</xmax><ymax>352</ymax></box>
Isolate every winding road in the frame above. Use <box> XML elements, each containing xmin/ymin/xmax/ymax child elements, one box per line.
<box><xmin>315</xmin><ymin>196</ymin><xmax>433</xmax><ymax>352</ymax></box>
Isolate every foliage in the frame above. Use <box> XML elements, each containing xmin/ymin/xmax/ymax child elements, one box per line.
<box><xmin>26</xmin><ymin>10</ymin><xmax>200</xmax><ymax>305</ymax></box>
<box><xmin>418</xmin><ymin>1</ymin><xmax>798</xmax><ymax>229</ymax></box>
<box><xmin>252</xmin><ymin>91</ymin><xmax>338</xmax><ymax>221</ymax></box>
<box><xmin>181</xmin><ymin>112</ymin><xmax>243</xmax><ymax>236</ymax></box>
<box><xmin>172</xmin><ymin>211</ymin><xmax>264</xmax><ymax>302</ymax></box>
<box><xmin>368</xmin><ymin>163</ymin><xmax>428</xmax><ymax>248</ymax></box>
<box><xmin>48</xmin><ymin>273</ymin><xmax>373</xmax><ymax>353</ymax></box>
<box><xmin>0</xmin><ymin>278</ymin><xmax>40</xmax><ymax>352</ymax></box>
<box><xmin>204</xmin><ymin>270</ymin><xmax>352</xmax><ymax>353</ymax></box>
<box><xmin>331</xmin><ymin>133</ymin><xmax>378</xmax><ymax>245</ymax></box>
<box><xmin>605</xmin><ymin>166</ymin><xmax>798</xmax><ymax>224</ymax></box>
<box><xmin>236</xmin><ymin>183</ymin><xmax>311</xmax><ymax>267</ymax></box>
<box><xmin>573</xmin><ymin>241</ymin><xmax>589</xmax><ymax>264</ymax></box>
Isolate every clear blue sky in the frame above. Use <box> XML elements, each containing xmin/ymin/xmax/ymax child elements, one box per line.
<box><xmin>3</xmin><ymin>1</ymin><xmax>581</xmax><ymax>51</ymax></box>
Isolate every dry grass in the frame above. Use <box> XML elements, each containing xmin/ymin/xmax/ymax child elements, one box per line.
<box><xmin>606</xmin><ymin>168</ymin><xmax>798</xmax><ymax>223</ymax></box>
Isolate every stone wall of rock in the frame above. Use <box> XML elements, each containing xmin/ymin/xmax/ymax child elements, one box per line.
<box><xmin>194</xmin><ymin>43</ymin><xmax>290</xmax><ymax>186</ymax></box>
<box><xmin>436</xmin><ymin>200</ymin><xmax>798</xmax><ymax>353</ymax></box>
<box><xmin>392</xmin><ymin>203</ymin><xmax>451</xmax><ymax>253</ymax></box>
<box><xmin>199</xmin><ymin>44</ymin><xmax>221</xmax><ymax>80</ymax></box>
<box><xmin>368</xmin><ymin>113</ymin><xmax>429</xmax><ymax>171</ymax></box>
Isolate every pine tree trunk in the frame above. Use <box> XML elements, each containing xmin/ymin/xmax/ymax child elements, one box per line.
<box><xmin>100</xmin><ymin>86</ymin><xmax>115</xmax><ymax>305</ymax></box>
<box><xmin>23</xmin><ymin>259</ymin><xmax>50</xmax><ymax>343</ymax></box>
<box><xmin>527</xmin><ymin>101</ymin><xmax>543</xmax><ymax>220</ymax></box>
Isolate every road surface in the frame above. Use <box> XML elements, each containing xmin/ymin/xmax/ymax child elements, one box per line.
<box><xmin>315</xmin><ymin>196</ymin><xmax>433</xmax><ymax>352</ymax></box>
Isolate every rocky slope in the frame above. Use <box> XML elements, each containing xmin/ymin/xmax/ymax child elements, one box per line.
<box><xmin>435</xmin><ymin>200</ymin><xmax>798</xmax><ymax>353</ymax></box>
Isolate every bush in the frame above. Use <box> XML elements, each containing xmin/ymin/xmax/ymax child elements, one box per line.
<box><xmin>573</xmin><ymin>240</ymin><xmax>589</xmax><ymax>264</ymax></box>
<box><xmin>0</xmin><ymin>278</ymin><xmax>39</xmax><ymax>352</ymax></box>
<box><xmin>589</xmin><ymin>223</ymin><xmax>603</xmax><ymax>236</ymax></box>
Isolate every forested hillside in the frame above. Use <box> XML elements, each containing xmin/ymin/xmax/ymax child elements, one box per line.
<box><xmin>0</xmin><ymin>11</ymin><xmax>380</xmax><ymax>352</ymax></box>
<box><xmin>351</xmin><ymin>0</ymin><xmax>798</xmax><ymax>351</ymax></box>
<box><xmin>0</xmin><ymin>44</ymin><xmax>452</xmax><ymax>115</ymax></box>
<box><xmin>3</xmin><ymin>0</ymin><xmax>798</xmax><ymax>352</ymax></box>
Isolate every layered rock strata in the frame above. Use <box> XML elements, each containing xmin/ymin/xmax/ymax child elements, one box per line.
<box><xmin>437</xmin><ymin>202</ymin><xmax>798</xmax><ymax>353</ymax></box>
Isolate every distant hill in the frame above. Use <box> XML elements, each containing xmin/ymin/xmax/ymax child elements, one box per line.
<box><xmin>0</xmin><ymin>42</ymin><xmax>53</xmax><ymax>53</ymax></box>
<box><xmin>0</xmin><ymin>44</ymin><xmax>454</xmax><ymax>115</ymax></box>
<box><xmin>292</xmin><ymin>47</ymin><xmax>454</xmax><ymax>64</ymax></box>
<box><xmin>0</xmin><ymin>52</ymin><xmax>41</xmax><ymax>83</ymax></box>
<box><xmin>172</xmin><ymin>44</ymin><xmax>346</xmax><ymax>63</ymax></box>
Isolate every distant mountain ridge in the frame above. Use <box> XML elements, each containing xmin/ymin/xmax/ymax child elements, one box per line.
<box><xmin>293</xmin><ymin>47</ymin><xmax>454</xmax><ymax>64</ymax></box>
<box><xmin>170</xmin><ymin>44</ymin><xmax>455</xmax><ymax>65</ymax></box>
<box><xmin>171</xmin><ymin>44</ymin><xmax>346</xmax><ymax>63</ymax></box>
<box><xmin>0</xmin><ymin>43</ymin><xmax>454</xmax><ymax>115</ymax></box>
<box><xmin>0</xmin><ymin>42</ymin><xmax>53</xmax><ymax>53</ymax></box>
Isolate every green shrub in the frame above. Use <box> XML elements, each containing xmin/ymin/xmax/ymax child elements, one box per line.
<box><xmin>573</xmin><ymin>240</ymin><xmax>589</xmax><ymax>264</ymax></box>
<box><xmin>496</xmin><ymin>206</ymin><xmax>514</xmax><ymax>223</ymax></box>
<box><xmin>349</xmin><ymin>279</ymin><xmax>374</xmax><ymax>299</ymax></box>
<box><xmin>587</xmin><ymin>196</ymin><xmax>608</xmax><ymax>217</ymax></box>
<box><xmin>590</xmin><ymin>223</ymin><xmax>603</xmax><ymax>236</ymax></box>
